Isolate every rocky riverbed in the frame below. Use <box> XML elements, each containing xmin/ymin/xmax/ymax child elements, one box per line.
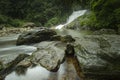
<box><xmin>0</xmin><ymin>27</ymin><xmax>120</xmax><ymax>80</ymax></box>
<box><xmin>0</xmin><ymin>27</ymin><xmax>33</xmax><ymax>37</ymax></box>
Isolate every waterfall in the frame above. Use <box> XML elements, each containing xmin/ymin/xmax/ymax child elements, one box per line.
<box><xmin>55</xmin><ymin>10</ymin><xmax>87</xmax><ymax>29</ymax></box>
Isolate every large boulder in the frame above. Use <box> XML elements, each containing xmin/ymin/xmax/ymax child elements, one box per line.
<box><xmin>16</xmin><ymin>28</ymin><xmax>57</xmax><ymax>45</ymax></box>
<box><xmin>74</xmin><ymin>35</ymin><xmax>120</xmax><ymax>79</ymax></box>
<box><xmin>31</xmin><ymin>41</ymin><xmax>66</xmax><ymax>72</ymax></box>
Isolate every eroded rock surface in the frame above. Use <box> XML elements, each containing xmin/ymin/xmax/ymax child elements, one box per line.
<box><xmin>31</xmin><ymin>41</ymin><xmax>66</xmax><ymax>72</ymax></box>
<box><xmin>0</xmin><ymin>54</ymin><xmax>29</xmax><ymax>78</ymax></box>
<box><xmin>74</xmin><ymin>35</ymin><xmax>120</xmax><ymax>80</ymax></box>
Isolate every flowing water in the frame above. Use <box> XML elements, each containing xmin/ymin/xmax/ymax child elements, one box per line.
<box><xmin>0</xmin><ymin>35</ymin><xmax>37</xmax><ymax>56</ymax></box>
<box><xmin>55</xmin><ymin>10</ymin><xmax>87</xmax><ymax>29</ymax></box>
<box><xmin>5</xmin><ymin>60</ymin><xmax>81</xmax><ymax>80</ymax></box>
<box><xmin>0</xmin><ymin>34</ymin><xmax>82</xmax><ymax>80</ymax></box>
<box><xmin>0</xmin><ymin>10</ymin><xmax>87</xmax><ymax>80</ymax></box>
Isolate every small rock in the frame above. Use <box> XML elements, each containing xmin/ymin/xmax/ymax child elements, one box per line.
<box><xmin>23</xmin><ymin>22</ymin><xmax>36</xmax><ymax>28</ymax></box>
<box><xmin>51</xmin><ymin>35</ymin><xmax>61</xmax><ymax>41</ymax></box>
<box><xmin>0</xmin><ymin>25</ymin><xmax>4</xmax><ymax>30</ymax></box>
<box><xmin>61</xmin><ymin>35</ymin><xmax>75</xmax><ymax>42</ymax></box>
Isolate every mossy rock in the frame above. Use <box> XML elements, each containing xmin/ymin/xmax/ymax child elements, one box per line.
<box><xmin>61</xmin><ymin>35</ymin><xmax>75</xmax><ymax>43</ymax></box>
<box><xmin>51</xmin><ymin>35</ymin><xmax>61</xmax><ymax>41</ymax></box>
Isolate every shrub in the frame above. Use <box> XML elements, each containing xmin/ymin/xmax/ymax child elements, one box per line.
<box><xmin>9</xmin><ymin>19</ymin><xmax>24</xmax><ymax>27</ymax></box>
<box><xmin>90</xmin><ymin>0</ymin><xmax>120</xmax><ymax>29</ymax></box>
<box><xmin>45</xmin><ymin>17</ymin><xmax>59</xmax><ymax>27</ymax></box>
<box><xmin>0</xmin><ymin>14</ymin><xmax>8</xmax><ymax>24</ymax></box>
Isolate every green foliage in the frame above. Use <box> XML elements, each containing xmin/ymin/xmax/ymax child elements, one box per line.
<box><xmin>67</xmin><ymin>12</ymin><xmax>101</xmax><ymax>30</ymax></box>
<box><xmin>0</xmin><ymin>0</ymin><xmax>120</xmax><ymax>29</ymax></box>
<box><xmin>80</xmin><ymin>12</ymin><xmax>99</xmax><ymax>29</ymax></box>
<box><xmin>45</xmin><ymin>17</ymin><xmax>59</xmax><ymax>27</ymax></box>
<box><xmin>114</xmin><ymin>8</ymin><xmax>120</xmax><ymax>28</ymax></box>
<box><xmin>0</xmin><ymin>0</ymin><xmax>82</xmax><ymax>27</ymax></box>
<box><xmin>0</xmin><ymin>14</ymin><xmax>24</xmax><ymax>27</ymax></box>
<box><xmin>90</xmin><ymin>0</ymin><xmax>120</xmax><ymax>29</ymax></box>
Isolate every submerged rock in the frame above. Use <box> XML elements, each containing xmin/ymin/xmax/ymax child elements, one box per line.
<box><xmin>75</xmin><ymin>35</ymin><xmax>120</xmax><ymax>79</ymax></box>
<box><xmin>16</xmin><ymin>28</ymin><xmax>57</xmax><ymax>45</ymax></box>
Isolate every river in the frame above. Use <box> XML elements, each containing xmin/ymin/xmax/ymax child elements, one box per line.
<box><xmin>0</xmin><ymin>34</ymin><xmax>82</xmax><ymax>80</ymax></box>
<box><xmin>0</xmin><ymin>10</ymin><xmax>87</xmax><ymax>80</ymax></box>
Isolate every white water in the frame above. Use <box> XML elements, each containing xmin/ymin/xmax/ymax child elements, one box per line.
<box><xmin>55</xmin><ymin>10</ymin><xmax>87</xmax><ymax>29</ymax></box>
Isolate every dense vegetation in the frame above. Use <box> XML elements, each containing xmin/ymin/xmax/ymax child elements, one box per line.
<box><xmin>0</xmin><ymin>0</ymin><xmax>83</xmax><ymax>27</ymax></box>
<box><xmin>78</xmin><ymin>0</ymin><xmax>120</xmax><ymax>30</ymax></box>
<box><xmin>0</xmin><ymin>0</ymin><xmax>120</xmax><ymax>30</ymax></box>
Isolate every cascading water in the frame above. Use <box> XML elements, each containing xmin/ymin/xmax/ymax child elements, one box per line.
<box><xmin>55</xmin><ymin>10</ymin><xmax>87</xmax><ymax>29</ymax></box>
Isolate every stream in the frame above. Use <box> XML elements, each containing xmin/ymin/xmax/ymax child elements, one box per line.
<box><xmin>0</xmin><ymin>10</ymin><xmax>87</xmax><ymax>80</ymax></box>
<box><xmin>0</xmin><ymin>34</ymin><xmax>82</xmax><ymax>80</ymax></box>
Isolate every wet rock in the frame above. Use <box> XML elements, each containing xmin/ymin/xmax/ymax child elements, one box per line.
<box><xmin>23</xmin><ymin>22</ymin><xmax>36</xmax><ymax>28</ymax></box>
<box><xmin>61</xmin><ymin>35</ymin><xmax>75</xmax><ymax>42</ymax></box>
<box><xmin>118</xmin><ymin>27</ymin><xmax>120</xmax><ymax>34</ymax></box>
<box><xmin>65</xmin><ymin>43</ymin><xmax>75</xmax><ymax>56</ymax></box>
<box><xmin>51</xmin><ymin>35</ymin><xmax>61</xmax><ymax>41</ymax></box>
<box><xmin>93</xmin><ymin>29</ymin><xmax>116</xmax><ymax>35</ymax></box>
<box><xmin>31</xmin><ymin>41</ymin><xmax>65</xmax><ymax>72</ymax></box>
<box><xmin>0</xmin><ymin>76</ymin><xmax>4</xmax><ymax>80</ymax></box>
<box><xmin>15</xmin><ymin>57</ymin><xmax>33</xmax><ymax>75</ymax></box>
<box><xmin>16</xmin><ymin>58</ymin><xmax>32</xmax><ymax>68</ymax></box>
<box><xmin>51</xmin><ymin>35</ymin><xmax>75</xmax><ymax>43</ymax></box>
<box><xmin>15</xmin><ymin>65</ymin><xmax>28</xmax><ymax>75</ymax></box>
<box><xmin>0</xmin><ymin>54</ymin><xmax>29</xmax><ymax>77</ymax></box>
<box><xmin>0</xmin><ymin>25</ymin><xmax>4</xmax><ymax>30</ymax></box>
<box><xmin>75</xmin><ymin>35</ymin><xmax>120</xmax><ymax>79</ymax></box>
<box><xmin>16</xmin><ymin>28</ymin><xmax>57</xmax><ymax>45</ymax></box>
<box><xmin>15</xmin><ymin>59</ymin><xmax>31</xmax><ymax>76</ymax></box>
<box><xmin>0</xmin><ymin>61</ymin><xmax>3</xmax><ymax>71</ymax></box>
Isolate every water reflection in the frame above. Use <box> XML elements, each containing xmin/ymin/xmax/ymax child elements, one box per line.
<box><xmin>5</xmin><ymin>66</ymin><xmax>50</xmax><ymax>80</ymax></box>
<box><xmin>5</xmin><ymin>60</ymin><xmax>80</xmax><ymax>80</ymax></box>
